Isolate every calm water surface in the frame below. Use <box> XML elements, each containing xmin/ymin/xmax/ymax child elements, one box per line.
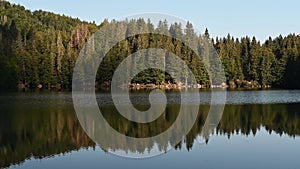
<box><xmin>1</xmin><ymin>90</ymin><xmax>300</xmax><ymax>169</ymax></box>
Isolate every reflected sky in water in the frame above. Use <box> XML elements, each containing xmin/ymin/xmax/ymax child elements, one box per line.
<box><xmin>1</xmin><ymin>90</ymin><xmax>300</xmax><ymax>169</ymax></box>
<box><xmin>10</xmin><ymin>129</ymin><xmax>300</xmax><ymax>169</ymax></box>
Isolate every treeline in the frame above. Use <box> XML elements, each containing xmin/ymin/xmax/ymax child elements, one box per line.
<box><xmin>0</xmin><ymin>1</ymin><xmax>100</xmax><ymax>91</ymax></box>
<box><xmin>1</xmin><ymin>1</ymin><xmax>300</xmax><ymax>91</ymax></box>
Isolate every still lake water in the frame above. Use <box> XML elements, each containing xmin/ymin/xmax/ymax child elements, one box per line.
<box><xmin>1</xmin><ymin>90</ymin><xmax>300</xmax><ymax>169</ymax></box>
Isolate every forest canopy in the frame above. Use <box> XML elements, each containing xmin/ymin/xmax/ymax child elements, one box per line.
<box><xmin>1</xmin><ymin>1</ymin><xmax>300</xmax><ymax>91</ymax></box>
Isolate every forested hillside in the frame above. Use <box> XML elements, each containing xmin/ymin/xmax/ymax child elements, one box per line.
<box><xmin>0</xmin><ymin>1</ymin><xmax>100</xmax><ymax>91</ymax></box>
<box><xmin>1</xmin><ymin>1</ymin><xmax>300</xmax><ymax>91</ymax></box>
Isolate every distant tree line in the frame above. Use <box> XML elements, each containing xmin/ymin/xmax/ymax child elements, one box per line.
<box><xmin>1</xmin><ymin>1</ymin><xmax>300</xmax><ymax>91</ymax></box>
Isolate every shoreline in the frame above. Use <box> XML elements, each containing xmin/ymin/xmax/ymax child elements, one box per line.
<box><xmin>13</xmin><ymin>82</ymin><xmax>276</xmax><ymax>92</ymax></box>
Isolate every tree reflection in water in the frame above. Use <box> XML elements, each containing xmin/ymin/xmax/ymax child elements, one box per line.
<box><xmin>1</xmin><ymin>97</ymin><xmax>300</xmax><ymax>168</ymax></box>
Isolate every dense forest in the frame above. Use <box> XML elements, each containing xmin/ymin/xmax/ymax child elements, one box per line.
<box><xmin>1</xmin><ymin>1</ymin><xmax>300</xmax><ymax>91</ymax></box>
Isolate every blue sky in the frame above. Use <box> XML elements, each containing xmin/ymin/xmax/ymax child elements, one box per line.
<box><xmin>9</xmin><ymin>0</ymin><xmax>300</xmax><ymax>42</ymax></box>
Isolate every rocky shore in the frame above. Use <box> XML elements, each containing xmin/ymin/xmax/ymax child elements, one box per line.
<box><xmin>17</xmin><ymin>80</ymin><xmax>273</xmax><ymax>91</ymax></box>
<box><xmin>129</xmin><ymin>82</ymin><xmax>228</xmax><ymax>90</ymax></box>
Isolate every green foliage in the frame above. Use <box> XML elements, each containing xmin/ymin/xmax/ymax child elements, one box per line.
<box><xmin>0</xmin><ymin>1</ymin><xmax>98</xmax><ymax>91</ymax></box>
<box><xmin>1</xmin><ymin>1</ymin><xmax>300</xmax><ymax>90</ymax></box>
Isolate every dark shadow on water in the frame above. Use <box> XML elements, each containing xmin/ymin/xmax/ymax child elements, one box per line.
<box><xmin>0</xmin><ymin>93</ymin><xmax>300</xmax><ymax>168</ymax></box>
